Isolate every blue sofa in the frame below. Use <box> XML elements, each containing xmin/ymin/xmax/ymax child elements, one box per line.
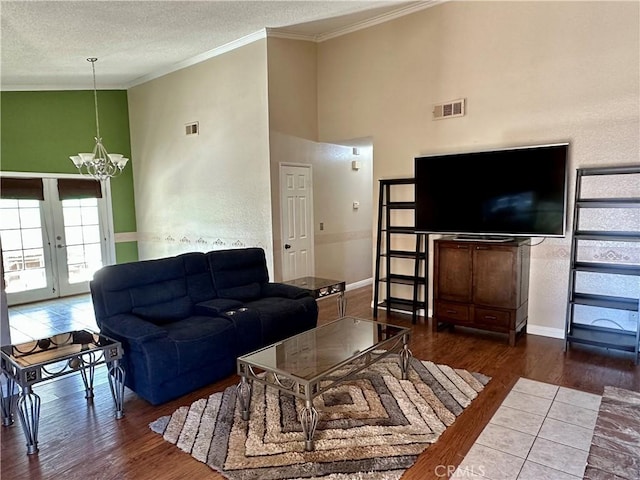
<box><xmin>90</xmin><ymin>248</ymin><xmax>318</xmax><ymax>405</ymax></box>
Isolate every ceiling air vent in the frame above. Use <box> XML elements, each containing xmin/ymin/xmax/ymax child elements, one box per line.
<box><xmin>433</xmin><ymin>98</ymin><xmax>465</xmax><ymax>120</ymax></box>
<box><xmin>185</xmin><ymin>122</ymin><xmax>199</xmax><ymax>136</ymax></box>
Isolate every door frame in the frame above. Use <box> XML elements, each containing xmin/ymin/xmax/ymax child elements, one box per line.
<box><xmin>1</xmin><ymin>171</ymin><xmax>116</xmax><ymax>304</ymax></box>
<box><xmin>278</xmin><ymin>163</ymin><xmax>315</xmax><ymax>280</ymax></box>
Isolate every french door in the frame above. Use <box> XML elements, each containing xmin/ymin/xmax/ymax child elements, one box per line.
<box><xmin>1</xmin><ymin>176</ymin><xmax>113</xmax><ymax>306</ymax></box>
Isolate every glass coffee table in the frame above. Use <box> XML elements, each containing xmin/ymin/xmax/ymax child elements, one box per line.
<box><xmin>0</xmin><ymin>329</ymin><xmax>125</xmax><ymax>454</ymax></box>
<box><xmin>236</xmin><ymin>316</ymin><xmax>411</xmax><ymax>451</ymax></box>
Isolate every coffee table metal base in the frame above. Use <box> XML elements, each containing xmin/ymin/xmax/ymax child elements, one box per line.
<box><xmin>237</xmin><ymin>325</ymin><xmax>412</xmax><ymax>451</ymax></box>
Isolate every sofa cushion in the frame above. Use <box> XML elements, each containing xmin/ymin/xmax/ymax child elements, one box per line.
<box><xmin>218</xmin><ymin>282</ymin><xmax>261</xmax><ymax>301</ymax></box>
<box><xmin>244</xmin><ymin>297</ymin><xmax>310</xmax><ymax>345</ymax></box>
<box><xmin>162</xmin><ymin>315</ymin><xmax>236</xmax><ymax>373</ymax></box>
<box><xmin>132</xmin><ymin>296</ymin><xmax>193</xmax><ymax>325</ymax></box>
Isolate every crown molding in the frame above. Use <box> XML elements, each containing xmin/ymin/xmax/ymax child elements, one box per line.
<box><xmin>266</xmin><ymin>1</ymin><xmax>443</xmax><ymax>45</ymax></box>
<box><xmin>0</xmin><ymin>84</ymin><xmax>129</xmax><ymax>92</ymax></box>
<box><xmin>316</xmin><ymin>0</ymin><xmax>443</xmax><ymax>42</ymax></box>
<box><xmin>125</xmin><ymin>29</ymin><xmax>268</xmax><ymax>89</ymax></box>
<box><xmin>265</xmin><ymin>29</ymin><xmax>318</xmax><ymax>42</ymax></box>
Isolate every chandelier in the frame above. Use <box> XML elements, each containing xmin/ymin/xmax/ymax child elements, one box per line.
<box><xmin>69</xmin><ymin>58</ymin><xmax>129</xmax><ymax>181</ymax></box>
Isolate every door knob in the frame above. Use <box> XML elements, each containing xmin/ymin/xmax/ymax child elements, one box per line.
<box><xmin>284</xmin><ymin>244</ymin><xmax>291</xmax><ymax>249</ymax></box>
<box><xmin>57</xmin><ymin>244</ymin><xmax>67</xmax><ymax>249</ymax></box>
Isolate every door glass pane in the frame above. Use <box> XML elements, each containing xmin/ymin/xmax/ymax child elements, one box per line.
<box><xmin>19</xmin><ymin>206</ymin><xmax>42</xmax><ymax>229</ymax></box>
<box><xmin>0</xmin><ymin>199</ymin><xmax>47</xmax><ymax>293</ymax></box>
<box><xmin>2</xmin><ymin>209</ymin><xmax>20</xmax><ymax>229</ymax></box>
<box><xmin>63</xmin><ymin>206</ymin><xmax>82</xmax><ymax>226</ymax></box>
<box><xmin>21</xmin><ymin>229</ymin><xmax>43</xmax><ymax>249</ymax></box>
<box><xmin>61</xmin><ymin>199</ymin><xmax>103</xmax><ymax>285</ymax></box>
<box><xmin>0</xmin><ymin>229</ymin><xmax>22</xmax><ymax>250</ymax></box>
<box><xmin>65</xmin><ymin>225</ymin><xmax>84</xmax><ymax>245</ymax></box>
<box><xmin>81</xmin><ymin>207</ymin><xmax>99</xmax><ymax>224</ymax></box>
<box><xmin>82</xmin><ymin>225</ymin><xmax>100</xmax><ymax>244</ymax></box>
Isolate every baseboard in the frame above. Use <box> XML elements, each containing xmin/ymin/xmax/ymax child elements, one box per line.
<box><xmin>526</xmin><ymin>325</ymin><xmax>565</xmax><ymax>339</ymax></box>
<box><xmin>369</xmin><ymin>303</ymin><xmax>432</xmax><ymax>319</ymax></box>
<box><xmin>346</xmin><ymin>278</ymin><xmax>372</xmax><ymax>291</ymax></box>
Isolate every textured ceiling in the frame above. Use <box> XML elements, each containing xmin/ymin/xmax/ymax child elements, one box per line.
<box><xmin>1</xmin><ymin>0</ymin><xmax>429</xmax><ymax>90</ymax></box>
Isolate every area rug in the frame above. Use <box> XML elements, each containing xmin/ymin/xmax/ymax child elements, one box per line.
<box><xmin>584</xmin><ymin>386</ymin><xmax>640</xmax><ymax>480</ymax></box>
<box><xmin>150</xmin><ymin>355</ymin><xmax>490</xmax><ymax>480</ymax></box>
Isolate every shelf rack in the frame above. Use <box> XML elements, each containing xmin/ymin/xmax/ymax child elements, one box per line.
<box><xmin>564</xmin><ymin>165</ymin><xmax>640</xmax><ymax>364</ymax></box>
<box><xmin>373</xmin><ymin>178</ymin><xmax>428</xmax><ymax>324</ymax></box>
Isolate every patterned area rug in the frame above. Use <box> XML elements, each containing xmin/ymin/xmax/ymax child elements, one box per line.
<box><xmin>150</xmin><ymin>355</ymin><xmax>490</xmax><ymax>480</ymax></box>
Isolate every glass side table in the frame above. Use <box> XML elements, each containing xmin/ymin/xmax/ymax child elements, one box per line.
<box><xmin>283</xmin><ymin>276</ymin><xmax>346</xmax><ymax>317</ymax></box>
<box><xmin>0</xmin><ymin>329</ymin><xmax>125</xmax><ymax>454</ymax></box>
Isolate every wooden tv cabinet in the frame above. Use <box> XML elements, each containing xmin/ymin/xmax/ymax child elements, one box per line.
<box><xmin>432</xmin><ymin>236</ymin><xmax>531</xmax><ymax>346</ymax></box>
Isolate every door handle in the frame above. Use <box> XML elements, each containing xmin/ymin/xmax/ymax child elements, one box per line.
<box><xmin>284</xmin><ymin>244</ymin><xmax>291</xmax><ymax>249</ymax></box>
<box><xmin>57</xmin><ymin>244</ymin><xmax>67</xmax><ymax>249</ymax></box>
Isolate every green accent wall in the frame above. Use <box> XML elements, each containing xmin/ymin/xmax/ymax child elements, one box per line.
<box><xmin>1</xmin><ymin>90</ymin><xmax>138</xmax><ymax>263</ymax></box>
<box><xmin>115</xmin><ymin>241</ymin><xmax>139</xmax><ymax>264</ymax></box>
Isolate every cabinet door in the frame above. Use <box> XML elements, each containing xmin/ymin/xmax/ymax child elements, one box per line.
<box><xmin>472</xmin><ymin>245</ymin><xmax>517</xmax><ymax>308</ymax></box>
<box><xmin>436</xmin><ymin>243</ymin><xmax>472</xmax><ymax>302</ymax></box>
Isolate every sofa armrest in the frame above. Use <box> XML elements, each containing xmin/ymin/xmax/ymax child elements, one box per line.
<box><xmin>261</xmin><ymin>282</ymin><xmax>310</xmax><ymax>300</ymax></box>
<box><xmin>100</xmin><ymin>313</ymin><xmax>168</xmax><ymax>344</ymax></box>
<box><xmin>194</xmin><ymin>298</ymin><xmax>244</xmax><ymax>316</ymax></box>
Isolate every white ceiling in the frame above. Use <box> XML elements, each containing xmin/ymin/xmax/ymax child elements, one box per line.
<box><xmin>1</xmin><ymin>0</ymin><xmax>434</xmax><ymax>91</ymax></box>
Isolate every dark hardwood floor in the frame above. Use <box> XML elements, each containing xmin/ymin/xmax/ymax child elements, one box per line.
<box><xmin>2</xmin><ymin>286</ymin><xmax>638</xmax><ymax>480</ymax></box>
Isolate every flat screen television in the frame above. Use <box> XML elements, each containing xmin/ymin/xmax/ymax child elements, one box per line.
<box><xmin>414</xmin><ymin>143</ymin><xmax>569</xmax><ymax>238</ymax></box>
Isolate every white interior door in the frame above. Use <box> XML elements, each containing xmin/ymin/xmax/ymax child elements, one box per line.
<box><xmin>280</xmin><ymin>164</ymin><xmax>314</xmax><ymax>281</ymax></box>
<box><xmin>1</xmin><ymin>176</ymin><xmax>112</xmax><ymax>305</ymax></box>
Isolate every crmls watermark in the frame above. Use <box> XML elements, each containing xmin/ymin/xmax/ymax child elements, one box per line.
<box><xmin>434</xmin><ymin>464</ymin><xmax>486</xmax><ymax>477</ymax></box>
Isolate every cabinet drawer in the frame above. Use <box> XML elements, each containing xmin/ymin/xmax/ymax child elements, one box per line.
<box><xmin>435</xmin><ymin>301</ymin><xmax>470</xmax><ymax>323</ymax></box>
<box><xmin>474</xmin><ymin>308</ymin><xmax>511</xmax><ymax>329</ymax></box>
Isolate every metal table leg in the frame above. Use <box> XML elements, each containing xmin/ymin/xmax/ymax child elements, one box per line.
<box><xmin>16</xmin><ymin>385</ymin><xmax>41</xmax><ymax>455</ymax></box>
<box><xmin>237</xmin><ymin>376</ymin><xmax>252</xmax><ymax>421</ymax></box>
<box><xmin>337</xmin><ymin>291</ymin><xmax>347</xmax><ymax>317</ymax></box>
<box><xmin>399</xmin><ymin>334</ymin><xmax>413</xmax><ymax>380</ymax></box>
<box><xmin>300</xmin><ymin>399</ymin><xmax>319</xmax><ymax>451</ymax></box>
<box><xmin>108</xmin><ymin>359</ymin><xmax>126</xmax><ymax>419</ymax></box>
<box><xmin>1</xmin><ymin>373</ymin><xmax>16</xmax><ymax>426</ymax></box>
<box><xmin>78</xmin><ymin>352</ymin><xmax>96</xmax><ymax>400</ymax></box>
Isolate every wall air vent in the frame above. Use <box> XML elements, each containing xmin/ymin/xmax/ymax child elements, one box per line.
<box><xmin>433</xmin><ymin>98</ymin><xmax>465</xmax><ymax>120</ymax></box>
<box><xmin>185</xmin><ymin>122</ymin><xmax>199</xmax><ymax>135</ymax></box>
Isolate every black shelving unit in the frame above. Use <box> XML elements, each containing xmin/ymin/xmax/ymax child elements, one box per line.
<box><xmin>373</xmin><ymin>178</ymin><xmax>428</xmax><ymax>324</ymax></box>
<box><xmin>564</xmin><ymin>165</ymin><xmax>640</xmax><ymax>364</ymax></box>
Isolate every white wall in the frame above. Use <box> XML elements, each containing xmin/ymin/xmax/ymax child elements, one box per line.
<box><xmin>267</xmin><ymin>37</ymin><xmax>373</xmax><ymax>283</ymax></box>
<box><xmin>128</xmin><ymin>40</ymin><xmax>275</xmax><ymax>272</ymax></box>
<box><xmin>317</xmin><ymin>1</ymin><xmax>640</xmax><ymax>335</ymax></box>
<box><xmin>270</xmin><ymin>132</ymin><xmax>373</xmax><ymax>283</ymax></box>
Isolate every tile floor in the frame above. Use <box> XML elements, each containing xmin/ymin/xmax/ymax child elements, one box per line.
<box><xmin>7</xmin><ymin>296</ymin><xmax>604</xmax><ymax>480</ymax></box>
<box><xmin>7</xmin><ymin>294</ymin><xmax>98</xmax><ymax>344</ymax></box>
<box><xmin>453</xmin><ymin>377</ymin><xmax>602</xmax><ymax>480</ymax></box>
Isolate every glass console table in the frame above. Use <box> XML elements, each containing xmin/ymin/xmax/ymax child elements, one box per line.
<box><xmin>237</xmin><ymin>316</ymin><xmax>411</xmax><ymax>451</ymax></box>
<box><xmin>1</xmin><ymin>329</ymin><xmax>125</xmax><ymax>454</ymax></box>
<box><xmin>283</xmin><ymin>276</ymin><xmax>346</xmax><ymax>316</ymax></box>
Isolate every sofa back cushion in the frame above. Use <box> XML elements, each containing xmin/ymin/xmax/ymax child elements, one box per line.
<box><xmin>91</xmin><ymin>253</ymin><xmax>210</xmax><ymax>325</ymax></box>
<box><xmin>217</xmin><ymin>282</ymin><xmax>261</xmax><ymax>301</ymax></box>
<box><xmin>132</xmin><ymin>296</ymin><xmax>193</xmax><ymax>325</ymax></box>
<box><xmin>181</xmin><ymin>252</ymin><xmax>215</xmax><ymax>303</ymax></box>
<box><xmin>207</xmin><ymin>248</ymin><xmax>269</xmax><ymax>296</ymax></box>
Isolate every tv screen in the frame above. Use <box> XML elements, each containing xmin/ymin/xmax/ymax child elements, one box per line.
<box><xmin>414</xmin><ymin>143</ymin><xmax>569</xmax><ymax>238</ymax></box>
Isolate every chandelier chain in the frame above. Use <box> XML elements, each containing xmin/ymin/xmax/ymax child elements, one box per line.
<box><xmin>89</xmin><ymin>58</ymin><xmax>101</xmax><ymax>140</ymax></box>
